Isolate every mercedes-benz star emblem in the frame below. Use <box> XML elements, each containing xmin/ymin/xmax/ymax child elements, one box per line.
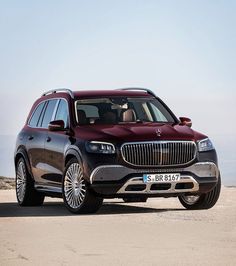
<box><xmin>156</xmin><ymin>129</ymin><xmax>161</xmax><ymax>137</ymax></box>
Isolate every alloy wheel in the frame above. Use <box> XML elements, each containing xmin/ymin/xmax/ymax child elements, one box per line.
<box><xmin>180</xmin><ymin>195</ymin><xmax>200</xmax><ymax>205</ymax></box>
<box><xmin>64</xmin><ymin>163</ymin><xmax>86</xmax><ymax>209</ymax></box>
<box><xmin>16</xmin><ymin>161</ymin><xmax>27</xmax><ymax>203</ymax></box>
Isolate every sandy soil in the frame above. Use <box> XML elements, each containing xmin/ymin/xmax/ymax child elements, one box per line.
<box><xmin>0</xmin><ymin>188</ymin><xmax>236</xmax><ymax>266</ymax></box>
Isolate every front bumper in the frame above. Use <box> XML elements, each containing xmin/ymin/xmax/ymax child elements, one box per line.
<box><xmin>89</xmin><ymin>162</ymin><xmax>219</xmax><ymax>197</ymax></box>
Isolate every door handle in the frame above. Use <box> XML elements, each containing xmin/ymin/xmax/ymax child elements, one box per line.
<box><xmin>28</xmin><ymin>136</ymin><xmax>34</xmax><ymax>140</ymax></box>
<box><xmin>46</xmin><ymin>136</ymin><xmax>51</xmax><ymax>142</ymax></box>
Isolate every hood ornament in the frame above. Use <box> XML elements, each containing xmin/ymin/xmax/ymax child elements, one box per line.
<box><xmin>156</xmin><ymin>129</ymin><xmax>161</xmax><ymax>137</ymax></box>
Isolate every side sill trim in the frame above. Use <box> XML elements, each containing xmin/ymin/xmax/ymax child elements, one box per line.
<box><xmin>35</xmin><ymin>184</ymin><xmax>62</xmax><ymax>194</ymax></box>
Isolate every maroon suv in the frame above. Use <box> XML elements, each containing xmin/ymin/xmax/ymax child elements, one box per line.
<box><xmin>15</xmin><ymin>88</ymin><xmax>221</xmax><ymax>213</ymax></box>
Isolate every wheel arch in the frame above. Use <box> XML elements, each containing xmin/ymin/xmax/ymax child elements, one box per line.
<box><xmin>14</xmin><ymin>148</ymin><xmax>32</xmax><ymax>177</ymax></box>
<box><xmin>64</xmin><ymin>147</ymin><xmax>83</xmax><ymax>167</ymax></box>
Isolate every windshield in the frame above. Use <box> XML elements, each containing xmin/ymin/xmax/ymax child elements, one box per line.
<box><xmin>75</xmin><ymin>97</ymin><xmax>175</xmax><ymax>125</ymax></box>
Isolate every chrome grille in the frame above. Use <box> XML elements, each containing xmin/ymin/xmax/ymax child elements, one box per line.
<box><xmin>121</xmin><ymin>141</ymin><xmax>196</xmax><ymax>167</ymax></box>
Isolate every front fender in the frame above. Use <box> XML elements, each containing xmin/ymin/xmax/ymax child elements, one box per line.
<box><xmin>65</xmin><ymin>145</ymin><xmax>83</xmax><ymax>163</ymax></box>
<box><xmin>64</xmin><ymin>146</ymin><xmax>93</xmax><ymax>182</ymax></box>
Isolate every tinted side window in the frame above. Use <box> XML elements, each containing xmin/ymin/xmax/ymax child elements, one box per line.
<box><xmin>29</xmin><ymin>102</ymin><xmax>45</xmax><ymax>127</ymax></box>
<box><xmin>149</xmin><ymin>102</ymin><xmax>168</xmax><ymax>122</ymax></box>
<box><xmin>40</xmin><ymin>99</ymin><xmax>58</xmax><ymax>128</ymax></box>
<box><xmin>55</xmin><ymin>99</ymin><xmax>69</xmax><ymax>127</ymax></box>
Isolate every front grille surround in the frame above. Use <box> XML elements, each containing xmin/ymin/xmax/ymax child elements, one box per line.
<box><xmin>121</xmin><ymin>141</ymin><xmax>197</xmax><ymax>167</ymax></box>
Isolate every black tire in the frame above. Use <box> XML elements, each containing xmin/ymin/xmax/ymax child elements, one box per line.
<box><xmin>123</xmin><ymin>196</ymin><xmax>148</xmax><ymax>203</ymax></box>
<box><xmin>178</xmin><ymin>175</ymin><xmax>221</xmax><ymax>210</ymax></box>
<box><xmin>62</xmin><ymin>158</ymin><xmax>103</xmax><ymax>214</ymax></box>
<box><xmin>16</xmin><ymin>158</ymin><xmax>45</xmax><ymax>206</ymax></box>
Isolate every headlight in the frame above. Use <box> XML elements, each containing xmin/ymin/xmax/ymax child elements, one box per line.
<box><xmin>86</xmin><ymin>141</ymin><xmax>116</xmax><ymax>154</ymax></box>
<box><xmin>198</xmin><ymin>138</ymin><xmax>214</xmax><ymax>152</ymax></box>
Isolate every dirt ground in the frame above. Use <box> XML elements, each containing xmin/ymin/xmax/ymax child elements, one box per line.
<box><xmin>0</xmin><ymin>187</ymin><xmax>236</xmax><ymax>266</ymax></box>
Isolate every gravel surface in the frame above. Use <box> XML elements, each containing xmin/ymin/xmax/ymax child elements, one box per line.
<box><xmin>0</xmin><ymin>187</ymin><xmax>236</xmax><ymax>266</ymax></box>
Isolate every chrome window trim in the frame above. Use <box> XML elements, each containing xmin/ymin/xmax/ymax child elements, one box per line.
<box><xmin>120</xmin><ymin>141</ymin><xmax>197</xmax><ymax>167</ymax></box>
<box><xmin>28</xmin><ymin>98</ymin><xmax>70</xmax><ymax>129</ymax></box>
<box><xmin>74</xmin><ymin>100</ymin><xmax>79</xmax><ymax>124</ymax></box>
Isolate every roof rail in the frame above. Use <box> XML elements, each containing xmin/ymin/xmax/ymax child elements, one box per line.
<box><xmin>117</xmin><ymin>87</ymin><xmax>156</xmax><ymax>97</ymax></box>
<box><xmin>42</xmin><ymin>88</ymin><xmax>74</xmax><ymax>98</ymax></box>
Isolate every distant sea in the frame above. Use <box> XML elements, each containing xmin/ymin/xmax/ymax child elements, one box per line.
<box><xmin>0</xmin><ymin>134</ymin><xmax>235</xmax><ymax>186</ymax></box>
<box><xmin>0</xmin><ymin>135</ymin><xmax>16</xmax><ymax>179</ymax></box>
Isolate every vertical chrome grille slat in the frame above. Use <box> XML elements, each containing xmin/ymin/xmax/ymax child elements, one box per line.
<box><xmin>178</xmin><ymin>143</ymin><xmax>181</xmax><ymax>164</ymax></box>
<box><xmin>158</xmin><ymin>142</ymin><xmax>161</xmax><ymax>165</ymax></box>
<box><xmin>121</xmin><ymin>141</ymin><xmax>196</xmax><ymax>166</ymax></box>
<box><xmin>133</xmin><ymin>145</ymin><xmax>136</xmax><ymax>165</ymax></box>
<box><xmin>136</xmin><ymin>144</ymin><xmax>139</xmax><ymax>165</ymax></box>
<box><xmin>148</xmin><ymin>143</ymin><xmax>152</xmax><ymax>166</ymax></box>
<box><xmin>152</xmin><ymin>143</ymin><xmax>155</xmax><ymax>165</ymax></box>
<box><xmin>160</xmin><ymin>142</ymin><xmax>163</xmax><ymax>165</ymax></box>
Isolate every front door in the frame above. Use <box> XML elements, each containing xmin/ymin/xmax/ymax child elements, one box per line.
<box><xmin>42</xmin><ymin>99</ymin><xmax>70</xmax><ymax>186</ymax></box>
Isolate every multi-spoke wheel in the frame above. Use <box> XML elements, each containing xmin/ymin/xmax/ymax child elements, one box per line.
<box><xmin>178</xmin><ymin>175</ymin><xmax>221</xmax><ymax>210</ymax></box>
<box><xmin>62</xmin><ymin>158</ymin><xmax>103</xmax><ymax>214</ymax></box>
<box><xmin>179</xmin><ymin>195</ymin><xmax>200</xmax><ymax>206</ymax></box>
<box><xmin>16</xmin><ymin>158</ymin><xmax>44</xmax><ymax>206</ymax></box>
<box><xmin>16</xmin><ymin>160</ymin><xmax>27</xmax><ymax>203</ymax></box>
<box><xmin>64</xmin><ymin>163</ymin><xmax>86</xmax><ymax>209</ymax></box>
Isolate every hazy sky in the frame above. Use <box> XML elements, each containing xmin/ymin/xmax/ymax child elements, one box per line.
<box><xmin>0</xmin><ymin>0</ymin><xmax>235</xmax><ymax>137</ymax></box>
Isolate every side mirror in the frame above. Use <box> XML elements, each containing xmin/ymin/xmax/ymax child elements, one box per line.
<box><xmin>179</xmin><ymin>117</ymin><xmax>192</xmax><ymax>128</ymax></box>
<box><xmin>48</xmin><ymin>120</ymin><xmax>65</xmax><ymax>131</ymax></box>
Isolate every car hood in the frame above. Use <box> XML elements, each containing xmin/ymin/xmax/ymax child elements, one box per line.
<box><xmin>75</xmin><ymin>123</ymin><xmax>207</xmax><ymax>143</ymax></box>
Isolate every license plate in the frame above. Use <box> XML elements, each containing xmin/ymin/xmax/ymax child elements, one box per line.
<box><xmin>143</xmin><ymin>173</ymin><xmax>180</xmax><ymax>183</ymax></box>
